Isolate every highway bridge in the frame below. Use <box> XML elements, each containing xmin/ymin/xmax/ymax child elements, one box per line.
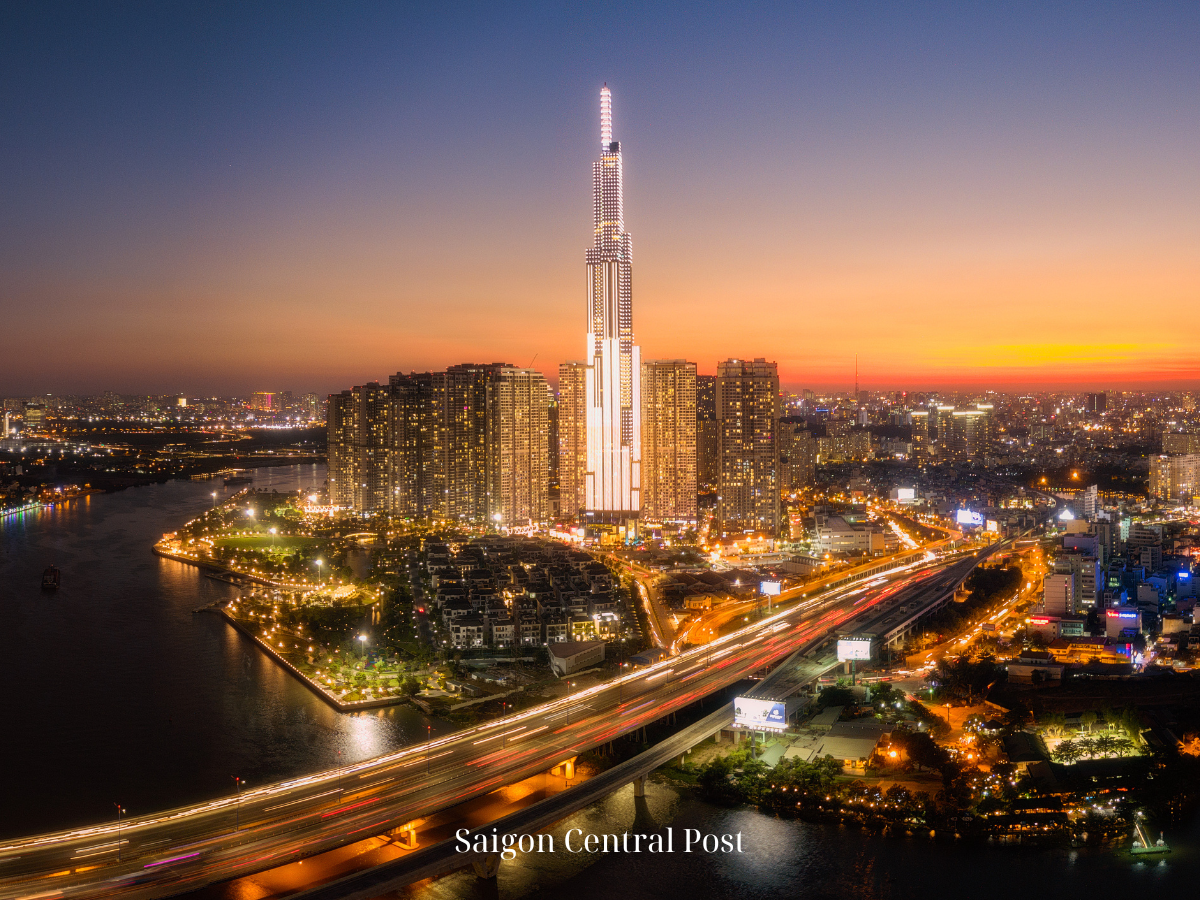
<box><xmin>287</xmin><ymin>646</ymin><xmax>842</xmax><ymax>899</ymax></box>
<box><xmin>0</xmin><ymin>543</ymin><xmax>999</xmax><ymax>900</ymax></box>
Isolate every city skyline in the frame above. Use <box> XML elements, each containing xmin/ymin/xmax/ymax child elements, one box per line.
<box><xmin>2</xmin><ymin>4</ymin><xmax>1199</xmax><ymax>396</ymax></box>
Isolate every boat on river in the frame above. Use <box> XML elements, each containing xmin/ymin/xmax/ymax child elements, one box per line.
<box><xmin>1131</xmin><ymin>823</ymin><xmax>1170</xmax><ymax>856</ymax></box>
<box><xmin>41</xmin><ymin>566</ymin><xmax>60</xmax><ymax>590</ymax></box>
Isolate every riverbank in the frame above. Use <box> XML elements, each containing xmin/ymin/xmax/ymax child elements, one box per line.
<box><xmin>211</xmin><ymin>603</ymin><xmax>412</xmax><ymax>713</ymax></box>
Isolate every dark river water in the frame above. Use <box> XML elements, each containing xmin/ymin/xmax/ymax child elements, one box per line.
<box><xmin>3</xmin><ymin>466</ymin><xmax>1198</xmax><ymax>894</ymax></box>
<box><xmin>0</xmin><ymin>464</ymin><xmax>437</xmax><ymax>840</ymax></box>
<box><xmin>405</xmin><ymin>781</ymin><xmax>1199</xmax><ymax>900</ymax></box>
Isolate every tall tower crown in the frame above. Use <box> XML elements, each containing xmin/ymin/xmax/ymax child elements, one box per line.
<box><xmin>600</xmin><ymin>84</ymin><xmax>612</xmax><ymax>150</ymax></box>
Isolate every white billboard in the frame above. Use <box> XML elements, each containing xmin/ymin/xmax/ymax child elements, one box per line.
<box><xmin>733</xmin><ymin>697</ymin><xmax>787</xmax><ymax>730</ymax></box>
<box><xmin>760</xmin><ymin>580</ymin><xmax>782</xmax><ymax>596</ymax></box>
<box><xmin>837</xmin><ymin>638</ymin><xmax>872</xmax><ymax>661</ymax></box>
<box><xmin>894</xmin><ymin>487</ymin><xmax>916</xmax><ymax>501</ymax></box>
<box><xmin>956</xmin><ymin>509</ymin><xmax>984</xmax><ymax>527</ymax></box>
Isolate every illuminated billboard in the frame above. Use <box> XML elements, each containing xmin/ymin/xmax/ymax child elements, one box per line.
<box><xmin>760</xmin><ymin>580</ymin><xmax>782</xmax><ymax>596</ymax></box>
<box><xmin>733</xmin><ymin>697</ymin><xmax>787</xmax><ymax>730</ymax></box>
<box><xmin>955</xmin><ymin>509</ymin><xmax>984</xmax><ymax>527</ymax></box>
<box><xmin>837</xmin><ymin>638</ymin><xmax>872</xmax><ymax>661</ymax></box>
<box><xmin>894</xmin><ymin>487</ymin><xmax>916</xmax><ymax>501</ymax></box>
<box><xmin>986</xmin><ymin>520</ymin><xmax>1000</xmax><ymax>533</ymax></box>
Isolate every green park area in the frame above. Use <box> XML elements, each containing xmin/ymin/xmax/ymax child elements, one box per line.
<box><xmin>212</xmin><ymin>534</ymin><xmax>323</xmax><ymax>552</ymax></box>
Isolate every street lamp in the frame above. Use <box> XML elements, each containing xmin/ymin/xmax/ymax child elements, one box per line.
<box><xmin>315</xmin><ymin>558</ymin><xmax>324</xmax><ymax>584</ymax></box>
<box><xmin>358</xmin><ymin>634</ymin><xmax>367</xmax><ymax>661</ymax></box>
<box><xmin>114</xmin><ymin>803</ymin><xmax>124</xmax><ymax>862</ymax></box>
<box><xmin>232</xmin><ymin>776</ymin><xmax>243</xmax><ymax>831</ymax></box>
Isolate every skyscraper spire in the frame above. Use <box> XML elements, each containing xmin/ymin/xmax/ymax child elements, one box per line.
<box><xmin>600</xmin><ymin>84</ymin><xmax>612</xmax><ymax>150</ymax></box>
<box><xmin>584</xmin><ymin>84</ymin><xmax>640</xmax><ymax>520</ymax></box>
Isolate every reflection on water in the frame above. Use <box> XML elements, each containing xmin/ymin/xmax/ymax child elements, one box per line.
<box><xmin>0</xmin><ymin>465</ymin><xmax>438</xmax><ymax>840</ymax></box>
<box><xmin>404</xmin><ymin>782</ymin><xmax>1196</xmax><ymax>900</ymax></box>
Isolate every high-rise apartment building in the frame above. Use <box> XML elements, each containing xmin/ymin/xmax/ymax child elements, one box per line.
<box><xmin>640</xmin><ymin>360</ymin><xmax>697</xmax><ymax>521</ymax></box>
<box><xmin>1085</xmin><ymin>392</ymin><xmax>1107</xmax><ymax>414</ymax></box>
<box><xmin>433</xmin><ymin>364</ymin><xmax>495</xmax><ymax>522</ymax></box>
<box><xmin>696</xmin><ymin>374</ymin><xmax>719</xmax><ymax>490</ymax></box>
<box><xmin>929</xmin><ymin>403</ymin><xmax>993</xmax><ymax>464</ymax></box>
<box><xmin>489</xmin><ymin>368</ymin><xmax>550</xmax><ymax>526</ymax></box>
<box><xmin>716</xmin><ymin>358</ymin><xmax>780</xmax><ymax>534</ymax></box>
<box><xmin>584</xmin><ymin>85</ymin><xmax>641</xmax><ymax>520</ymax></box>
<box><xmin>934</xmin><ymin>405</ymin><xmax>955</xmax><ymax>460</ymax></box>
<box><xmin>329</xmin><ymin>365</ymin><xmax>550</xmax><ymax>524</ymax></box>
<box><xmin>910</xmin><ymin>408</ymin><xmax>930</xmax><ymax>460</ymax></box>
<box><xmin>250</xmin><ymin>391</ymin><xmax>278</xmax><ymax>412</ymax></box>
<box><xmin>389</xmin><ymin>370</ymin><xmax>447</xmax><ymax>519</ymax></box>
<box><xmin>557</xmin><ymin>362</ymin><xmax>588</xmax><ymax>518</ymax></box>
<box><xmin>778</xmin><ymin>417</ymin><xmax>816</xmax><ymax>490</ymax></box>
<box><xmin>1150</xmin><ymin>454</ymin><xmax>1200</xmax><ymax>503</ymax></box>
<box><xmin>1163</xmin><ymin>432</ymin><xmax>1200</xmax><ymax>456</ymax></box>
<box><xmin>826</xmin><ymin>418</ymin><xmax>852</xmax><ymax>461</ymax></box>
<box><xmin>327</xmin><ymin>383</ymin><xmax>394</xmax><ymax>513</ymax></box>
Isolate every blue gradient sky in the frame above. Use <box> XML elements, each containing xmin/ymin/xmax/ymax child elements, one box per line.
<box><xmin>1</xmin><ymin>2</ymin><xmax>1197</xmax><ymax>395</ymax></box>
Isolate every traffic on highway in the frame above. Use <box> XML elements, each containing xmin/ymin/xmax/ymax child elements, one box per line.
<box><xmin>0</xmin><ymin>543</ymin><xmax>996</xmax><ymax>900</ymax></box>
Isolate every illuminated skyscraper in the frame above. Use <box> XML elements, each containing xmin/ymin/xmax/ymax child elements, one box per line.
<box><xmin>558</xmin><ymin>362</ymin><xmax>588</xmax><ymax>518</ymax></box>
<box><xmin>696</xmin><ymin>375</ymin><xmax>719</xmax><ymax>489</ymax></box>
<box><xmin>584</xmin><ymin>85</ymin><xmax>641</xmax><ymax>520</ymax></box>
<box><xmin>716</xmin><ymin>358</ymin><xmax>780</xmax><ymax>534</ymax></box>
<box><xmin>641</xmin><ymin>360</ymin><xmax>697</xmax><ymax>521</ymax></box>
<box><xmin>326</xmin><ymin>382</ymin><xmax>393</xmax><ymax>513</ymax></box>
<box><xmin>489</xmin><ymin>367</ymin><xmax>551</xmax><ymax>527</ymax></box>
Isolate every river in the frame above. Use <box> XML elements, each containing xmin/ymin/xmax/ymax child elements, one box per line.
<box><xmin>0</xmin><ymin>464</ymin><xmax>438</xmax><ymax>840</ymax></box>
<box><xmin>401</xmin><ymin>780</ymin><xmax>1197</xmax><ymax>900</ymax></box>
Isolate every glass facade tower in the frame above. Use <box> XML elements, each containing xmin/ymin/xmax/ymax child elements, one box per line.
<box><xmin>585</xmin><ymin>85</ymin><xmax>641</xmax><ymax>518</ymax></box>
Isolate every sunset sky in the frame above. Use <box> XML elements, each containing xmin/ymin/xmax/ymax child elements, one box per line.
<box><xmin>1</xmin><ymin>2</ymin><xmax>1197</xmax><ymax>396</ymax></box>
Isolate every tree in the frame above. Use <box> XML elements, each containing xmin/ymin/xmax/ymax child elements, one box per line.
<box><xmin>1042</xmin><ymin>713</ymin><xmax>1066</xmax><ymax>739</ymax></box>
<box><xmin>893</xmin><ymin>730</ymin><xmax>948</xmax><ymax>773</ymax></box>
<box><xmin>1080</xmin><ymin>710</ymin><xmax>1098</xmax><ymax>734</ymax></box>
<box><xmin>1052</xmin><ymin>739</ymin><xmax>1083</xmax><ymax>764</ymax></box>
<box><xmin>870</xmin><ymin>683</ymin><xmax>901</xmax><ymax>709</ymax></box>
<box><xmin>1093</xmin><ymin>734</ymin><xmax>1120</xmax><ymax>758</ymax></box>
